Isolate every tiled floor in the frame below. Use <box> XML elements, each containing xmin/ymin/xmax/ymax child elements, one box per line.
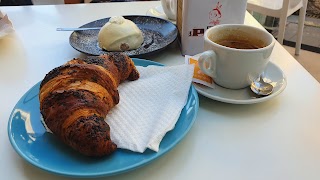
<box><xmin>285</xmin><ymin>15</ymin><xmax>320</xmax><ymax>49</ymax></box>
<box><xmin>284</xmin><ymin>45</ymin><xmax>320</xmax><ymax>83</ymax></box>
<box><xmin>282</xmin><ymin>15</ymin><xmax>320</xmax><ymax>83</ymax></box>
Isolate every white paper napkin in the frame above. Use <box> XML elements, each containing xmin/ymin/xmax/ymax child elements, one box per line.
<box><xmin>0</xmin><ymin>11</ymin><xmax>14</xmax><ymax>38</ymax></box>
<box><xmin>108</xmin><ymin>64</ymin><xmax>194</xmax><ymax>152</ymax></box>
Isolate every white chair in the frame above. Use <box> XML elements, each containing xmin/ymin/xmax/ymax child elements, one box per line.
<box><xmin>247</xmin><ymin>0</ymin><xmax>308</xmax><ymax>55</ymax></box>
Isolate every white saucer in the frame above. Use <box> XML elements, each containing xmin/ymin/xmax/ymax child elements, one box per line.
<box><xmin>194</xmin><ymin>61</ymin><xmax>287</xmax><ymax>104</ymax></box>
<box><xmin>146</xmin><ymin>6</ymin><xmax>176</xmax><ymax>24</ymax></box>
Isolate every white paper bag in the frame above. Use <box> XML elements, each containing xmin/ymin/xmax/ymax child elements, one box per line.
<box><xmin>177</xmin><ymin>0</ymin><xmax>247</xmax><ymax>55</ymax></box>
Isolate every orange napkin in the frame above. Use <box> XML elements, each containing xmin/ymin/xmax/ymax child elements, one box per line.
<box><xmin>185</xmin><ymin>55</ymin><xmax>215</xmax><ymax>88</ymax></box>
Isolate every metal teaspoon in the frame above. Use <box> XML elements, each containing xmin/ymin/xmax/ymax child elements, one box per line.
<box><xmin>56</xmin><ymin>27</ymin><xmax>101</xmax><ymax>31</ymax></box>
<box><xmin>250</xmin><ymin>75</ymin><xmax>274</xmax><ymax>96</ymax></box>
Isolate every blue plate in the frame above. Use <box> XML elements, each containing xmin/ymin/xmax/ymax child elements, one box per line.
<box><xmin>7</xmin><ymin>58</ymin><xmax>199</xmax><ymax>178</ymax></box>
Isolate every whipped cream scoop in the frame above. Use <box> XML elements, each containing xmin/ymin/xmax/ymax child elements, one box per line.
<box><xmin>98</xmin><ymin>16</ymin><xmax>144</xmax><ymax>51</ymax></box>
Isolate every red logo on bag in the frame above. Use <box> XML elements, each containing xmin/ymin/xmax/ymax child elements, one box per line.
<box><xmin>209</xmin><ymin>2</ymin><xmax>222</xmax><ymax>25</ymax></box>
<box><xmin>189</xmin><ymin>29</ymin><xmax>205</xmax><ymax>36</ymax></box>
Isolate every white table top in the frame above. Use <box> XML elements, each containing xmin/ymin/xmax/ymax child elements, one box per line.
<box><xmin>1</xmin><ymin>1</ymin><xmax>320</xmax><ymax>180</ymax></box>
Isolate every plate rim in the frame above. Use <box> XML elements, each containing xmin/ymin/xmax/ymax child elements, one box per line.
<box><xmin>69</xmin><ymin>15</ymin><xmax>178</xmax><ymax>57</ymax></box>
<box><xmin>194</xmin><ymin>61</ymin><xmax>287</xmax><ymax>104</ymax></box>
<box><xmin>7</xmin><ymin>58</ymin><xmax>199</xmax><ymax>178</ymax></box>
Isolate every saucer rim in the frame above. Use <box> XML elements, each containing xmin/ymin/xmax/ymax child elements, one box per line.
<box><xmin>194</xmin><ymin>61</ymin><xmax>287</xmax><ymax>104</ymax></box>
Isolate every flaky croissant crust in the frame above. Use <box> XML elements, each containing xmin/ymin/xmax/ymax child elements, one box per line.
<box><xmin>39</xmin><ymin>53</ymin><xmax>139</xmax><ymax>156</ymax></box>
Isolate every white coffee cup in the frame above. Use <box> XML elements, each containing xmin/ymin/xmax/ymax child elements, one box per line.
<box><xmin>160</xmin><ymin>0</ymin><xmax>177</xmax><ymax>21</ymax></box>
<box><xmin>198</xmin><ymin>24</ymin><xmax>275</xmax><ymax>89</ymax></box>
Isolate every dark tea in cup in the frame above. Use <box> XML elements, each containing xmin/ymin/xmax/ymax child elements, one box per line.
<box><xmin>209</xmin><ymin>29</ymin><xmax>268</xmax><ymax>50</ymax></box>
<box><xmin>215</xmin><ymin>39</ymin><xmax>266</xmax><ymax>49</ymax></box>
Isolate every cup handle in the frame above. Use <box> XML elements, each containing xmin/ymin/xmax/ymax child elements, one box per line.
<box><xmin>198</xmin><ymin>50</ymin><xmax>217</xmax><ymax>78</ymax></box>
<box><xmin>161</xmin><ymin>0</ymin><xmax>177</xmax><ymax>20</ymax></box>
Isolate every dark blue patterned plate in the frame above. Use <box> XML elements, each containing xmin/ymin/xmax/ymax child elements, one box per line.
<box><xmin>69</xmin><ymin>15</ymin><xmax>178</xmax><ymax>57</ymax></box>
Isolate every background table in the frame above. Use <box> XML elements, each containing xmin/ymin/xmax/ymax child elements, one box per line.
<box><xmin>1</xmin><ymin>1</ymin><xmax>320</xmax><ymax>180</ymax></box>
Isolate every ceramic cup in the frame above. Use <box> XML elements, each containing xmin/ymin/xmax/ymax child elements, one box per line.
<box><xmin>160</xmin><ymin>0</ymin><xmax>177</xmax><ymax>21</ymax></box>
<box><xmin>198</xmin><ymin>24</ymin><xmax>275</xmax><ymax>89</ymax></box>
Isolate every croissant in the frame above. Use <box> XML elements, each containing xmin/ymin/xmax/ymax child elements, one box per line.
<box><xmin>39</xmin><ymin>53</ymin><xmax>139</xmax><ymax>156</ymax></box>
